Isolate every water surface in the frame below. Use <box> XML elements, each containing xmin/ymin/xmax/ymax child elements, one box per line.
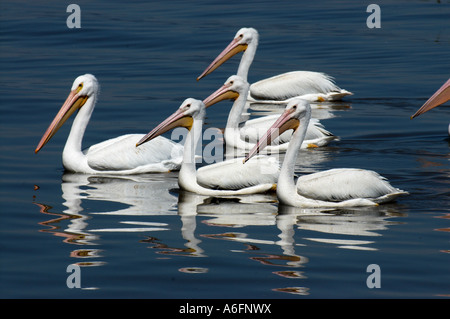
<box><xmin>1</xmin><ymin>0</ymin><xmax>449</xmax><ymax>299</ymax></box>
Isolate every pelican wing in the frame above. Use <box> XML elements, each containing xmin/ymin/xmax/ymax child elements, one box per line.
<box><xmin>240</xmin><ymin>114</ymin><xmax>292</xmax><ymax>145</ymax></box>
<box><xmin>243</xmin><ymin>115</ymin><xmax>336</xmax><ymax>145</ymax></box>
<box><xmin>249</xmin><ymin>71</ymin><xmax>344</xmax><ymax>101</ymax></box>
<box><xmin>299</xmin><ymin>117</ymin><xmax>338</xmax><ymax>145</ymax></box>
<box><xmin>197</xmin><ymin>156</ymin><xmax>279</xmax><ymax>190</ymax></box>
<box><xmin>296</xmin><ymin>168</ymin><xmax>407</xmax><ymax>203</ymax></box>
<box><xmin>86</xmin><ymin>134</ymin><xmax>183</xmax><ymax>172</ymax></box>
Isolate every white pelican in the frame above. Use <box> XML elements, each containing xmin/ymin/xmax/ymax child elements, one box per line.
<box><xmin>136</xmin><ymin>98</ymin><xmax>279</xmax><ymax>196</ymax></box>
<box><xmin>203</xmin><ymin>75</ymin><xmax>338</xmax><ymax>153</ymax></box>
<box><xmin>411</xmin><ymin>78</ymin><xmax>450</xmax><ymax>135</ymax></box>
<box><xmin>197</xmin><ymin>27</ymin><xmax>352</xmax><ymax>103</ymax></box>
<box><xmin>35</xmin><ymin>74</ymin><xmax>183</xmax><ymax>174</ymax></box>
<box><xmin>244</xmin><ymin>99</ymin><xmax>408</xmax><ymax>208</ymax></box>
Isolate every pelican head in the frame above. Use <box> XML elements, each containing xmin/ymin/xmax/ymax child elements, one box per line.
<box><xmin>136</xmin><ymin>98</ymin><xmax>203</xmax><ymax>147</ymax></box>
<box><xmin>203</xmin><ymin>75</ymin><xmax>248</xmax><ymax>107</ymax></box>
<box><xmin>244</xmin><ymin>99</ymin><xmax>310</xmax><ymax>163</ymax></box>
<box><xmin>411</xmin><ymin>78</ymin><xmax>450</xmax><ymax>119</ymax></box>
<box><xmin>197</xmin><ymin>27</ymin><xmax>258</xmax><ymax>81</ymax></box>
<box><xmin>35</xmin><ymin>74</ymin><xmax>98</xmax><ymax>153</ymax></box>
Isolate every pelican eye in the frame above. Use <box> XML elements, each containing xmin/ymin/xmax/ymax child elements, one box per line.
<box><xmin>76</xmin><ymin>82</ymin><xmax>83</xmax><ymax>92</ymax></box>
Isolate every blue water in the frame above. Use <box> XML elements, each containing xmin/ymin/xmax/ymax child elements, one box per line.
<box><xmin>1</xmin><ymin>0</ymin><xmax>449</xmax><ymax>299</ymax></box>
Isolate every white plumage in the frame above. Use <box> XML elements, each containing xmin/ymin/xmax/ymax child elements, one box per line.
<box><xmin>35</xmin><ymin>74</ymin><xmax>183</xmax><ymax>174</ymax></box>
<box><xmin>239</xmin><ymin>115</ymin><xmax>336</xmax><ymax>148</ymax></box>
<box><xmin>137</xmin><ymin>98</ymin><xmax>279</xmax><ymax>196</ymax></box>
<box><xmin>248</xmin><ymin>71</ymin><xmax>352</xmax><ymax>103</ymax></box>
<box><xmin>84</xmin><ymin>134</ymin><xmax>183</xmax><ymax>173</ymax></box>
<box><xmin>203</xmin><ymin>75</ymin><xmax>338</xmax><ymax>153</ymax></box>
<box><xmin>245</xmin><ymin>99</ymin><xmax>408</xmax><ymax>208</ymax></box>
<box><xmin>197</xmin><ymin>27</ymin><xmax>352</xmax><ymax>103</ymax></box>
<box><xmin>197</xmin><ymin>156</ymin><xmax>279</xmax><ymax>190</ymax></box>
<box><xmin>295</xmin><ymin>168</ymin><xmax>404</xmax><ymax>203</ymax></box>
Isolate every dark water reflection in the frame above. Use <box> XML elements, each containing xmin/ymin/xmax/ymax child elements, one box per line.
<box><xmin>33</xmin><ymin>172</ymin><xmax>410</xmax><ymax>297</ymax></box>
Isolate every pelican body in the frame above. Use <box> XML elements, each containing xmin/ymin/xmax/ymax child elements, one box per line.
<box><xmin>245</xmin><ymin>99</ymin><xmax>408</xmax><ymax>208</ymax></box>
<box><xmin>35</xmin><ymin>74</ymin><xmax>183</xmax><ymax>174</ymax></box>
<box><xmin>411</xmin><ymin>78</ymin><xmax>450</xmax><ymax>135</ymax></box>
<box><xmin>197</xmin><ymin>27</ymin><xmax>352</xmax><ymax>103</ymax></box>
<box><xmin>203</xmin><ymin>75</ymin><xmax>338</xmax><ymax>153</ymax></box>
<box><xmin>136</xmin><ymin>98</ymin><xmax>279</xmax><ymax>196</ymax></box>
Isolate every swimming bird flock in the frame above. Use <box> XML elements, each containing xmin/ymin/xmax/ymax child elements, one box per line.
<box><xmin>36</xmin><ymin>27</ymin><xmax>412</xmax><ymax>208</ymax></box>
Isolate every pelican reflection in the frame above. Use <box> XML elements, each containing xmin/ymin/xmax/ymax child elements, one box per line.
<box><xmin>35</xmin><ymin>170</ymin><xmax>406</xmax><ymax>296</ymax></box>
<box><xmin>35</xmin><ymin>173</ymin><xmax>181</xmax><ymax>272</ymax></box>
<box><xmin>278</xmin><ymin>204</ymin><xmax>407</xmax><ymax>250</ymax></box>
